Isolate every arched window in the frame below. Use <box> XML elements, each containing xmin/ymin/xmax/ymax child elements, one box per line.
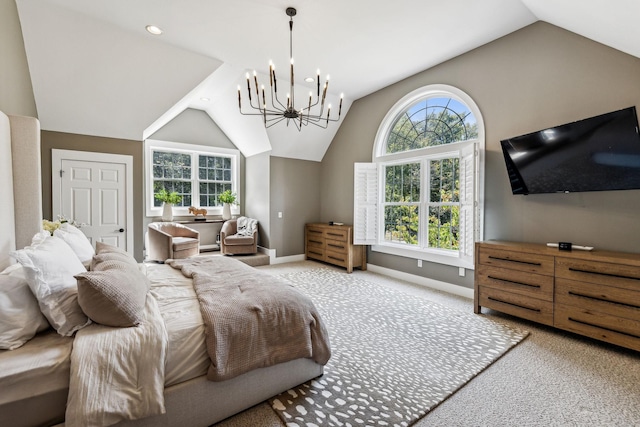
<box><xmin>355</xmin><ymin>85</ymin><xmax>484</xmax><ymax>269</ymax></box>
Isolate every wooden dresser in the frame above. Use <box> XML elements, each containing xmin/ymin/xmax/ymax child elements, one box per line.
<box><xmin>305</xmin><ymin>223</ymin><xmax>366</xmax><ymax>273</ymax></box>
<box><xmin>475</xmin><ymin>241</ymin><xmax>640</xmax><ymax>352</ymax></box>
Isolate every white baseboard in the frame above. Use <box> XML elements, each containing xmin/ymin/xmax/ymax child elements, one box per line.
<box><xmin>366</xmin><ymin>264</ymin><xmax>474</xmax><ymax>300</ymax></box>
<box><xmin>271</xmin><ymin>254</ymin><xmax>306</xmax><ymax>265</ymax></box>
<box><xmin>257</xmin><ymin>247</ymin><xmax>306</xmax><ymax>265</ymax></box>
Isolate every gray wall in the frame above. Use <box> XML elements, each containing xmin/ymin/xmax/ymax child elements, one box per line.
<box><xmin>245</xmin><ymin>151</ymin><xmax>271</xmax><ymax>248</ymax></box>
<box><xmin>321</xmin><ymin>22</ymin><xmax>640</xmax><ymax>288</ymax></box>
<box><xmin>270</xmin><ymin>156</ymin><xmax>322</xmax><ymax>257</ymax></box>
<box><xmin>0</xmin><ymin>0</ymin><xmax>37</xmax><ymax>116</ymax></box>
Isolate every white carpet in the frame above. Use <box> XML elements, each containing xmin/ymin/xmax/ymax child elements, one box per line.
<box><xmin>268</xmin><ymin>267</ymin><xmax>528</xmax><ymax>426</ymax></box>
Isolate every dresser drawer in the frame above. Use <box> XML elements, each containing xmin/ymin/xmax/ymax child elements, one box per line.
<box><xmin>477</xmin><ymin>264</ymin><xmax>553</xmax><ymax>301</ymax></box>
<box><xmin>306</xmin><ymin>236</ymin><xmax>324</xmax><ymax>250</ymax></box>
<box><xmin>306</xmin><ymin>226</ymin><xmax>325</xmax><ymax>238</ymax></box>
<box><xmin>478</xmin><ymin>247</ymin><xmax>554</xmax><ymax>276</ymax></box>
<box><xmin>555</xmin><ymin>257</ymin><xmax>640</xmax><ymax>292</ymax></box>
<box><xmin>478</xmin><ymin>285</ymin><xmax>553</xmax><ymax>326</ymax></box>
<box><xmin>555</xmin><ymin>302</ymin><xmax>640</xmax><ymax>352</ymax></box>
<box><xmin>555</xmin><ymin>278</ymin><xmax>640</xmax><ymax>322</ymax></box>
<box><xmin>325</xmin><ymin>249</ymin><xmax>348</xmax><ymax>268</ymax></box>
<box><xmin>325</xmin><ymin>238</ymin><xmax>348</xmax><ymax>254</ymax></box>
<box><xmin>306</xmin><ymin>247</ymin><xmax>324</xmax><ymax>261</ymax></box>
<box><xmin>325</xmin><ymin>228</ymin><xmax>348</xmax><ymax>242</ymax></box>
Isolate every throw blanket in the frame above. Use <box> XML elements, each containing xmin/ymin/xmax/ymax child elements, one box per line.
<box><xmin>168</xmin><ymin>256</ymin><xmax>331</xmax><ymax>381</ymax></box>
<box><xmin>65</xmin><ymin>295</ymin><xmax>168</xmax><ymax>427</ymax></box>
<box><xmin>236</xmin><ymin>216</ymin><xmax>258</xmax><ymax>236</ymax></box>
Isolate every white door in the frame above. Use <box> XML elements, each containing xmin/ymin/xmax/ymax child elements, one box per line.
<box><xmin>52</xmin><ymin>150</ymin><xmax>133</xmax><ymax>252</ymax></box>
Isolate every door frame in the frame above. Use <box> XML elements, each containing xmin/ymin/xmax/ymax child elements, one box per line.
<box><xmin>52</xmin><ymin>149</ymin><xmax>134</xmax><ymax>253</ymax></box>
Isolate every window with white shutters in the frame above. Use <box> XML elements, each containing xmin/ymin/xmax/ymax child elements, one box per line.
<box><xmin>353</xmin><ymin>85</ymin><xmax>484</xmax><ymax>269</ymax></box>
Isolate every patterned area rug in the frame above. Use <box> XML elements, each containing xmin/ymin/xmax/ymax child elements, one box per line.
<box><xmin>269</xmin><ymin>268</ymin><xmax>529</xmax><ymax>427</ymax></box>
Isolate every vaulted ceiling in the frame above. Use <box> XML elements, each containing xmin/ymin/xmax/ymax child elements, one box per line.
<box><xmin>15</xmin><ymin>0</ymin><xmax>640</xmax><ymax>161</ymax></box>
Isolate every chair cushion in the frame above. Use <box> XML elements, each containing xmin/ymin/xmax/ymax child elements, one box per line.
<box><xmin>172</xmin><ymin>237</ymin><xmax>199</xmax><ymax>251</ymax></box>
<box><xmin>223</xmin><ymin>234</ymin><xmax>255</xmax><ymax>246</ymax></box>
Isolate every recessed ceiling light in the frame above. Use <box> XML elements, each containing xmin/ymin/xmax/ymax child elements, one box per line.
<box><xmin>304</xmin><ymin>77</ymin><xmax>315</xmax><ymax>83</ymax></box>
<box><xmin>145</xmin><ymin>25</ymin><xmax>163</xmax><ymax>35</ymax></box>
<box><xmin>200</xmin><ymin>97</ymin><xmax>210</xmax><ymax>102</ymax></box>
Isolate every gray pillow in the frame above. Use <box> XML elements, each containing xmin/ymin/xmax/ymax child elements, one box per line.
<box><xmin>76</xmin><ymin>255</ymin><xmax>148</xmax><ymax>327</ymax></box>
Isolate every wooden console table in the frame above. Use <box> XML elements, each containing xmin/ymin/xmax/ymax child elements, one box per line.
<box><xmin>305</xmin><ymin>223</ymin><xmax>366</xmax><ymax>273</ymax></box>
<box><xmin>475</xmin><ymin>240</ymin><xmax>640</xmax><ymax>351</ymax></box>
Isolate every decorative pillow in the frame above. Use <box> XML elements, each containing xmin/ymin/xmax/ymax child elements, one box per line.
<box><xmin>91</xmin><ymin>252</ymin><xmax>138</xmax><ymax>270</ymax></box>
<box><xmin>76</xmin><ymin>259</ymin><xmax>148</xmax><ymax>327</ymax></box>
<box><xmin>236</xmin><ymin>216</ymin><xmax>258</xmax><ymax>237</ymax></box>
<box><xmin>0</xmin><ymin>264</ymin><xmax>50</xmax><ymax>350</ymax></box>
<box><xmin>95</xmin><ymin>241</ymin><xmax>130</xmax><ymax>256</ymax></box>
<box><xmin>54</xmin><ymin>223</ymin><xmax>95</xmax><ymax>268</ymax></box>
<box><xmin>11</xmin><ymin>231</ymin><xmax>91</xmax><ymax>336</ymax></box>
<box><xmin>90</xmin><ymin>241</ymin><xmax>138</xmax><ymax>270</ymax></box>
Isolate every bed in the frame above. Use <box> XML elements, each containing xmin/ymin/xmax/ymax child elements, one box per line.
<box><xmin>0</xmin><ymin>110</ymin><xmax>329</xmax><ymax>427</ymax></box>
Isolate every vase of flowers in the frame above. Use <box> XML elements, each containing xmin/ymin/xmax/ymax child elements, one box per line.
<box><xmin>219</xmin><ymin>190</ymin><xmax>237</xmax><ymax>220</ymax></box>
<box><xmin>155</xmin><ymin>189</ymin><xmax>182</xmax><ymax>222</ymax></box>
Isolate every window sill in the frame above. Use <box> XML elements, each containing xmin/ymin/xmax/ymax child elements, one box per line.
<box><xmin>371</xmin><ymin>244</ymin><xmax>474</xmax><ymax>270</ymax></box>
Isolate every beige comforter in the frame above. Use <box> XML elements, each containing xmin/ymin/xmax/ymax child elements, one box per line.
<box><xmin>65</xmin><ymin>295</ymin><xmax>168</xmax><ymax>427</ymax></box>
<box><xmin>168</xmin><ymin>256</ymin><xmax>331</xmax><ymax>381</ymax></box>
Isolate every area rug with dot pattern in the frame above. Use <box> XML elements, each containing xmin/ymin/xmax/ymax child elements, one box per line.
<box><xmin>269</xmin><ymin>268</ymin><xmax>529</xmax><ymax>427</ymax></box>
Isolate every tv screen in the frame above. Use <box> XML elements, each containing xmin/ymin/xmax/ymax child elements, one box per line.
<box><xmin>500</xmin><ymin>106</ymin><xmax>640</xmax><ymax>195</ymax></box>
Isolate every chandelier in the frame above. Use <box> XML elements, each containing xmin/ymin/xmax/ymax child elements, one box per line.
<box><xmin>237</xmin><ymin>7</ymin><xmax>343</xmax><ymax>130</ymax></box>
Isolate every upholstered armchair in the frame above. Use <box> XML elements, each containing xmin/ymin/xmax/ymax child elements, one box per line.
<box><xmin>220</xmin><ymin>218</ymin><xmax>258</xmax><ymax>255</ymax></box>
<box><xmin>147</xmin><ymin>222</ymin><xmax>200</xmax><ymax>262</ymax></box>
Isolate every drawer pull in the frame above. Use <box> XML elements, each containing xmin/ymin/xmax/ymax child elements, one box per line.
<box><xmin>568</xmin><ymin>267</ymin><xmax>640</xmax><ymax>282</ymax></box>
<box><xmin>327</xmin><ymin>232</ymin><xmax>344</xmax><ymax>238</ymax></box>
<box><xmin>309</xmin><ymin>230</ymin><xmax>322</xmax><ymax>234</ymax></box>
<box><xmin>327</xmin><ymin>243</ymin><xmax>345</xmax><ymax>249</ymax></box>
<box><xmin>309</xmin><ymin>239</ymin><xmax>323</xmax><ymax>245</ymax></box>
<box><xmin>487</xmin><ymin>296</ymin><xmax>541</xmax><ymax>313</ymax></box>
<box><xmin>309</xmin><ymin>250</ymin><xmax>323</xmax><ymax>256</ymax></box>
<box><xmin>328</xmin><ymin>255</ymin><xmax>345</xmax><ymax>262</ymax></box>
<box><xmin>488</xmin><ymin>256</ymin><xmax>541</xmax><ymax>266</ymax></box>
<box><xmin>487</xmin><ymin>275</ymin><xmax>540</xmax><ymax>289</ymax></box>
<box><xmin>568</xmin><ymin>317</ymin><xmax>640</xmax><ymax>339</ymax></box>
<box><xmin>567</xmin><ymin>291</ymin><xmax>640</xmax><ymax>310</ymax></box>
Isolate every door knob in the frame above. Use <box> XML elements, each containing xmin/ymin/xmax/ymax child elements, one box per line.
<box><xmin>118</xmin><ymin>228</ymin><xmax>125</xmax><ymax>233</ymax></box>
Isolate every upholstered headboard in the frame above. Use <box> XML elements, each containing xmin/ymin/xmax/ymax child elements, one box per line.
<box><xmin>0</xmin><ymin>110</ymin><xmax>43</xmax><ymax>270</ymax></box>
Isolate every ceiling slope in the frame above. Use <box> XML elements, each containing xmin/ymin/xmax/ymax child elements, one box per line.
<box><xmin>16</xmin><ymin>0</ymin><xmax>222</xmax><ymax>141</ymax></box>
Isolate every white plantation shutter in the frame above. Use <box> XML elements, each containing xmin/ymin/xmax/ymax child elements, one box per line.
<box><xmin>353</xmin><ymin>163</ymin><xmax>378</xmax><ymax>245</ymax></box>
<box><xmin>459</xmin><ymin>143</ymin><xmax>477</xmax><ymax>264</ymax></box>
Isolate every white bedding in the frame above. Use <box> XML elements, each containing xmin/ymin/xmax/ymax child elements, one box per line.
<box><xmin>145</xmin><ymin>262</ymin><xmax>209</xmax><ymax>386</ymax></box>
<box><xmin>65</xmin><ymin>292</ymin><xmax>168</xmax><ymax>427</ymax></box>
<box><xmin>0</xmin><ymin>262</ymin><xmax>210</xmax><ymax>420</ymax></box>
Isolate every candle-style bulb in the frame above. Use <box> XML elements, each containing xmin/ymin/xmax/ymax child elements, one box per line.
<box><xmin>246</xmin><ymin>74</ymin><xmax>252</xmax><ymax>101</ymax></box>
<box><xmin>269</xmin><ymin>61</ymin><xmax>274</xmax><ymax>87</ymax></box>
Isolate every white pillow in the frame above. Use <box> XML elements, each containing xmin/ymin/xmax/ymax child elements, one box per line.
<box><xmin>11</xmin><ymin>231</ymin><xmax>91</xmax><ymax>336</ymax></box>
<box><xmin>0</xmin><ymin>264</ymin><xmax>50</xmax><ymax>350</ymax></box>
<box><xmin>54</xmin><ymin>223</ymin><xmax>95</xmax><ymax>267</ymax></box>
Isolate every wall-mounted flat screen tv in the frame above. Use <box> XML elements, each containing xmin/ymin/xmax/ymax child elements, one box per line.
<box><xmin>500</xmin><ymin>106</ymin><xmax>640</xmax><ymax>195</ymax></box>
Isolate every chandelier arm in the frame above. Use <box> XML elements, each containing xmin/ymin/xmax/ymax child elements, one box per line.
<box><xmin>264</xmin><ymin>116</ymin><xmax>289</xmax><ymax>128</ymax></box>
<box><xmin>270</xmin><ymin>83</ymin><xmax>288</xmax><ymax>111</ymax></box>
